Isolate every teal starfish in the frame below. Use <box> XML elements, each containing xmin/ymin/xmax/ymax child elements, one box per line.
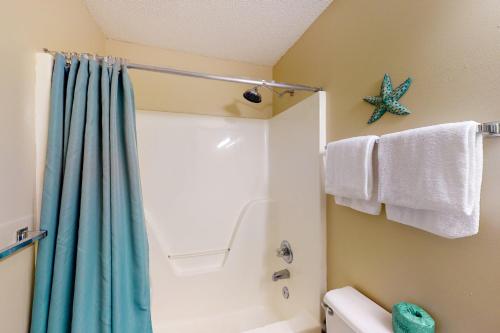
<box><xmin>363</xmin><ymin>74</ymin><xmax>412</xmax><ymax>124</ymax></box>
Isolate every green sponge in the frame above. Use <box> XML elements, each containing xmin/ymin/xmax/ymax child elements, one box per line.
<box><xmin>392</xmin><ymin>302</ymin><xmax>435</xmax><ymax>333</ymax></box>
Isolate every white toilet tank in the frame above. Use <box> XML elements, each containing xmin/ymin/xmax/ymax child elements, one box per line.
<box><xmin>323</xmin><ymin>286</ymin><xmax>392</xmax><ymax>333</ymax></box>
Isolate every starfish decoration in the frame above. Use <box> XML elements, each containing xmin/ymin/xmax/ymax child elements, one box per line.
<box><xmin>363</xmin><ymin>73</ymin><xmax>413</xmax><ymax>124</ymax></box>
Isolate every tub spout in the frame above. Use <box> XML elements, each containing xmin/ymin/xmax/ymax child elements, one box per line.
<box><xmin>272</xmin><ymin>269</ymin><xmax>290</xmax><ymax>281</ymax></box>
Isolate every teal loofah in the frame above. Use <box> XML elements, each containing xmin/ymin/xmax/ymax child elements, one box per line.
<box><xmin>392</xmin><ymin>302</ymin><xmax>435</xmax><ymax>333</ymax></box>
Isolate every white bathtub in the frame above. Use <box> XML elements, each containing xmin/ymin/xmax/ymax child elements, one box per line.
<box><xmin>152</xmin><ymin>306</ymin><xmax>319</xmax><ymax>333</ymax></box>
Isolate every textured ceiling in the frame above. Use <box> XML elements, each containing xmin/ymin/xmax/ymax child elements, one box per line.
<box><xmin>85</xmin><ymin>0</ymin><xmax>333</xmax><ymax>65</ymax></box>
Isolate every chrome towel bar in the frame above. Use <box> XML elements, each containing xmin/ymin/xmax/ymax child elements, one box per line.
<box><xmin>478</xmin><ymin>121</ymin><xmax>500</xmax><ymax>136</ymax></box>
<box><xmin>0</xmin><ymin>227</ymin><xmax>47</xmax><ymax>260</ymax></box>
<box><xmin>323</xmin><ymin>121</ymin><xmax>500</xmax><ymax>151</ymax></box>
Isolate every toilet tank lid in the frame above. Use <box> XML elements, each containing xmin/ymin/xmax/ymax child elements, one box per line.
<box><xmin>323</xmin><ymin>286</ymin><xmax>392</xmax><ymax>333</ymax></box>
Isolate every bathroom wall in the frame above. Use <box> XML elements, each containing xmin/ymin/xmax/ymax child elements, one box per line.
<box><xmin>273</xmin><ymin>0</ymin><xmax>500</xmax><ymax>332</ymax></box>
<box><xmin>106</xmin><ymin>40</ymin><xmax>273</xmax><ymax>119</ymax></box>
<box><xmin>0</xmin><ymin>1</ymin><xmax>105</xmax><ymax>332</ymax></box>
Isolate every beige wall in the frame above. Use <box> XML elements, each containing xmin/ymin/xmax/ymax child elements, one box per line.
<box><xmin>106</xmin><ymin>40</ymin><xmax>273</xmax><ymax>119</ymax></box>
<box><xmin>0</xmin><ymin>1</ymin><xmax>105</xmax><ymax>332</ymax></box>
<box><xmin>273</xmin><ymin>1</ymin><xmax>500</xmax><ymax>332</ymax></box>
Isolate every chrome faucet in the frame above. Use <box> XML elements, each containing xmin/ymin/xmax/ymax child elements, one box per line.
<box><xmin>272</xmin><ymin>269</ymin><xmax>290</xmax><ymax>281</ymax></box>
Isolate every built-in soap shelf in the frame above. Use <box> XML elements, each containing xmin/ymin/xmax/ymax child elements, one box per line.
<box><xmin>146</xmin><ymin>198</ymin><xmax>269</xmax><ymax>276</ymax></box>
<box><xmin>168</xmin><ymin>248</ymin><xmax>230</xmax><ymax>259</ymax></box>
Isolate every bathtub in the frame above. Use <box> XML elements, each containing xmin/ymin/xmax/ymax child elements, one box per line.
<box><xmin>152</xmin><ymin>306</ymin><xmax>319</xmax><ymax>333</ymax></box>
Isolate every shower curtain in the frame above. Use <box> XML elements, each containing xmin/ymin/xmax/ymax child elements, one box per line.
<box><xmin>30</xmin><ymin>54</ymin><xmax>152</xmax><ymax>333</ymax></box>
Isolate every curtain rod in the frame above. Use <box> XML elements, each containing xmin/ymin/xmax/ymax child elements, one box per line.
<box><xmin>42</xmin><ymin>48</ymin><xmax>322</xmax><ymax>93</ymax></box>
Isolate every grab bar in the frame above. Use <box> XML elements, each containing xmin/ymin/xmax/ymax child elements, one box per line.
<box><xmin>0</xmin><ymin>227</ymin><xmax>47</xmax><ymax>260</ymax></box>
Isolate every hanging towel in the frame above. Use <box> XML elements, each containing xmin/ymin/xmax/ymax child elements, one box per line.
<box><xmin>325</xmin><ymin>136</ymin><xmax>381</xmax><ymax>215</ymax></box>
<box><xmin>378</xmin><ymin>121</ymin><xmax>483</xmax><ymax>238</ymax></box>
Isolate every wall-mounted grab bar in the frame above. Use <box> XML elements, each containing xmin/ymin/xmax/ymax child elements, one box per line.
<box><xmin>0</xmin><ymin>228</ymin><xmax>47</xmax><ymax>260</ymax></box>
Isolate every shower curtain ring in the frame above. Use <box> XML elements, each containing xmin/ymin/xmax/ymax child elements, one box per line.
<box><xmin>65</xmin><ymin>53</ymin><xmax>71</xmax><ymax>66</ymax></box>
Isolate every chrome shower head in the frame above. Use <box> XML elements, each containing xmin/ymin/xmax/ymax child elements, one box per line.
<box><xmin>243</xmin><ymin>86</ymin><xmax>262</xmax><ymax>103</ymax></box>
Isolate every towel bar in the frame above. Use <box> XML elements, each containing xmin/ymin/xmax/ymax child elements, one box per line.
<box><xmin>478</xmin><ymin>121</ymin><xmax>500</xmax><ymax>136</ymax></box>
<box><xmin>0</xmin><ymin>227</ymin><xmax>47</xmax><ymax>260</ymax></box>
<box><xmin>323</xmin><ymin>121</ymin><xmax>500</xmax><ymax>151</ymax></box>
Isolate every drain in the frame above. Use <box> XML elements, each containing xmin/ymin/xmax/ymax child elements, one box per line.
<box><xmin>282</xmin><ymin>286</ymin><xmax>290</xmax><ymax>299</ymax></box>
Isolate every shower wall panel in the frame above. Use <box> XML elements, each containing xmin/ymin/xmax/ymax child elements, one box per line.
<box><xmin>136</xmin><ymin>111</ymin><xmax>272</xmax><ymax>331</ymax></box>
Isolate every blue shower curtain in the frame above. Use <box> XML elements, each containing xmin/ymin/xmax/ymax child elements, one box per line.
<box><xmin>30</xmin><ymin>54</ymin><xmax>152</xmax><ymax>333</ymax></box>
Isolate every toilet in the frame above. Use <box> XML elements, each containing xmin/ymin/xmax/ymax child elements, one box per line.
<box><xmin>322</xmin><ymin>286</ymin><xmax>392</xmax><ymax>333</ymax></box>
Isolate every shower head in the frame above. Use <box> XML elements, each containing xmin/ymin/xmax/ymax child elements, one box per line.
<box><xmin>243</xmin><ymin>86</ymin><xmax>262</xmax><ymax>103</ymax></box>
<box><xmin>243</xmin><ymin>85</ymin><xmax>295</xmax><ymax>103</ymax></box>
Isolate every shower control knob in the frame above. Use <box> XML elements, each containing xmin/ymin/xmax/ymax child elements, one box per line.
<box><xmin>276</xmin><ymin>248</ymin><xmax>289</xmax><ymax>257</ymax></box>
<box><xmin>276</xmin><ymin>240</ymin><xmax>293</xmax><ymax>264</ymax></box>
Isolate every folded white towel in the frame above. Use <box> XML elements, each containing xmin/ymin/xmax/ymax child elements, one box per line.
<box><xmin>325</xmin><ymin>136</ymin><xmax>381</xmax><ymax>215</ymax></box>
<box><xmin>379</xmin><ymin>121</ymin><xmax>483</xmax><ymax>238</ymax></box>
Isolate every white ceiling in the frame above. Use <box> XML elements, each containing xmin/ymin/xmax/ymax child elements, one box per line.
<box><xmin>85</xmin><ymin>0</ymin><xmax>333</xmax><ymax>66</ymax></box>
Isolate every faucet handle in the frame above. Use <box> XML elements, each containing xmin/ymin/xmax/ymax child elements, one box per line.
<box><xmin>276</xmin><ymin>247</ymin><xmax>289</xmax><ymax>257</ymax></box>
<box><xmin>276</xmin><ymin>240</ymin><xmax>293</xmax><ymax>264</ymax></box>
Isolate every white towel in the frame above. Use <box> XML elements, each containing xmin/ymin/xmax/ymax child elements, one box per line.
<box><xmin>379</xmin><ymin>121</ymin><xmax>483</xmax><ymax>238</ymax></box>
<box><xmin>325</xmin><ymin>136</ymin><xmax>381</xmax><ymax>215</ymax></box>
